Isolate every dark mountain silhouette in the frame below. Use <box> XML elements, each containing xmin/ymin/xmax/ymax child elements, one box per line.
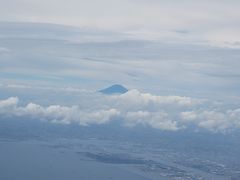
<box><xmin>99</xmin><ymin>84</ymin><xmax>128</xmax><ymax>94</ymax></box>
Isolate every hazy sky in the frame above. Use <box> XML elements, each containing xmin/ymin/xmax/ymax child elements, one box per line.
<box><xmin>0</xmin><ymin>1</ymin><xmax>240</xmax><ymax>132</ymax></box>
<box><xmin>1</xmin><ymin>0</ymin><xmax>240</xmax><ymax>47</ymax></box>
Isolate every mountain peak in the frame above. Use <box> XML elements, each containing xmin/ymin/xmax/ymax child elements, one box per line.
<box><xmin>99</xmin><ymin>84</ymin><xmax>128</xmax><ymax>95</ymax></box>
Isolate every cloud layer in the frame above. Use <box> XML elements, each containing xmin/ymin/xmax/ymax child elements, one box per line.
<box><xmin>1</xmin><ymin>90</ymin><xmax>240</xmax><ymax>132</ymax></box>
<box><xmin>1</xmin><ymin>32</ymin><xmax>240</xmax><ymax>99</ymax></box>
<box><xmin>1</xmin><ymin>0</ymin><xmax>240</xmax><ymax>46</ymax></box>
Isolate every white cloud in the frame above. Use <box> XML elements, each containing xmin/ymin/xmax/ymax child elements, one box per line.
<box><xmin>117</xmin><ymin>89</ymin><xmax>203</xmax><ymax>107</ymax></box>
<box><xmin>125</xmin><ymin>111</ymin><xmax>179</xmax><ymax>131</ymax></box>
<box><xmin>180</xmin><ymin>111</ymin><xmax>197</xmax><ymax>122</ymax></box>
<box><xmin>0</xmin><ymin>97</ymin><xmax>18</xmax><ymax>111</ymax></box>
<box><xmin>1</xmin><ymin>89</ymin><xmax>240</xmax><ymax>132</ymax></box>
<box><xmin>0</xmin><ymin>0</ymin><xmax>240</xmax><ymax>46</ymax></box>
<box><xmin>16</xmin><ymin>102</ymin><xmax>120</xmax><ymax>126</ymax></box>
<box><xmin>180</xmin><ymin>110</ymin><xmax>240</xmax><ymax>132</ymax></box>
<box><xmin>1</xmin><ymin>27</ymin><xmax>239</xmax><ymax>98</ymax></box>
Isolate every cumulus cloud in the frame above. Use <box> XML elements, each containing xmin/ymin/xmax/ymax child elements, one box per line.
<box><xmin>116</xmin><ymin>89</ymin><xmax>203</xmax><ymax>107</ymax></box>
<box><xmin>125</xmin><ymin>111</ymin><xmax>179</xmax><ymax>131</ymax></box>
<box><xmin>0</xmin><ymin>90</ymin><xmax>240</xmax><ymax>132</ymax></box>
<box><xmin>0</xmin><ymin>97</ymin><xmax>19</xmax><ymax>113</ymax></box>
<box><xmin>14</xmin><ymin>102</ymin><xmax>120</xmax><ymax>126</ymax></box>
<box><xmin>180</xmin><ymin>110</ymin><xmax>240</xmax><ymax>132</ymax></box>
